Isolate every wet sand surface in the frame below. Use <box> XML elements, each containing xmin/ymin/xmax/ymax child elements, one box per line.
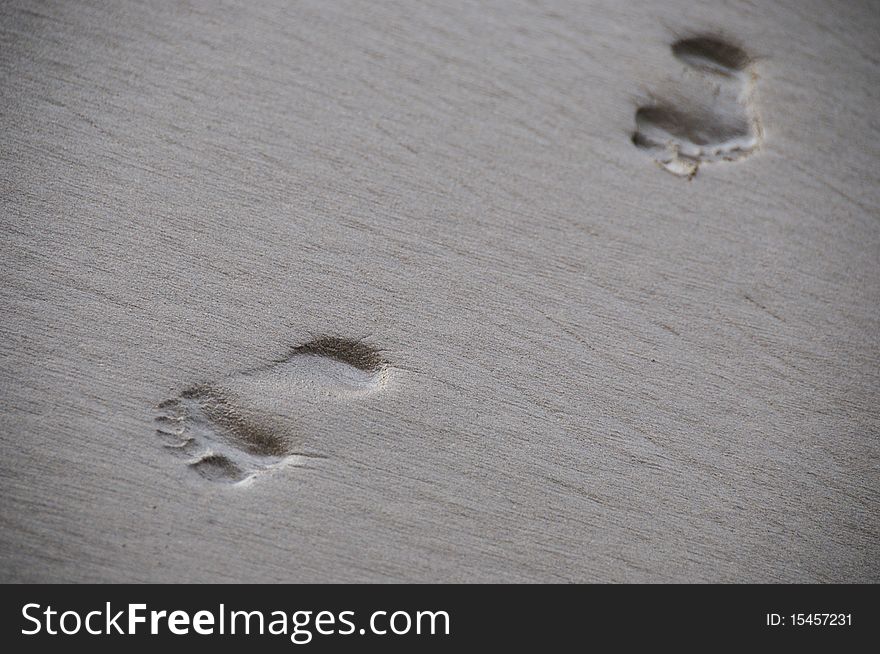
<box><xmin>1</xmin><ymin>0</ymin><xmax>878</xmax><ymax>582</ymax></box>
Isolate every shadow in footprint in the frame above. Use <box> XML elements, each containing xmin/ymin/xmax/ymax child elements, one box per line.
<box><xmin>632</xmin><ymin>36</ymin><xmax>762</xmax><ymax>178</ymax></box>
<box><xmin>155</xmin><ymin>338</ymin><xmax>388</xmax><ymax>486</ymax></box>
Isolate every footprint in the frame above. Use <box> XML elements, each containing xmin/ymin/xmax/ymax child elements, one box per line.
<box><xmin>632</xmin><ymin>36</ymin><xmax>762</xmax><ymax>178</ymax></box>
<box><xmin>155</xmin><ymin>338</ymin><xmax>388</xmax><ymax>486</ymax></box>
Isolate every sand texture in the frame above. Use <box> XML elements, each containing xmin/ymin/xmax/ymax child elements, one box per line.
<box><xmin>1</xmin><ymin>0</ymin><xmax>878</xmax><ymax>582</ymax></box>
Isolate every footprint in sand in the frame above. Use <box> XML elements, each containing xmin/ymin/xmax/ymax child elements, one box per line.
<box><xmin>154</xmin><ymin>338</ymin><xmax>388</xmax><ymax>486</ymax></box>
<box><xmin>632</xmin><ymin>36</ymin><xmax>762</xmax><ymax>178</ymax></box>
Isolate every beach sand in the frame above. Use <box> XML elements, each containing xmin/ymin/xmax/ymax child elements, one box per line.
<box><xmin>1</xmin><ymin>0</ymin><xmax>878</xmax><ymax>582</ymax></box>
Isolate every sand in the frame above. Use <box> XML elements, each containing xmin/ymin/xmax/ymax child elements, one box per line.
<box><xmin>1</xmin><ymin>0</ymin><xmax>878</xmax><ymax>582</ymax></box>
